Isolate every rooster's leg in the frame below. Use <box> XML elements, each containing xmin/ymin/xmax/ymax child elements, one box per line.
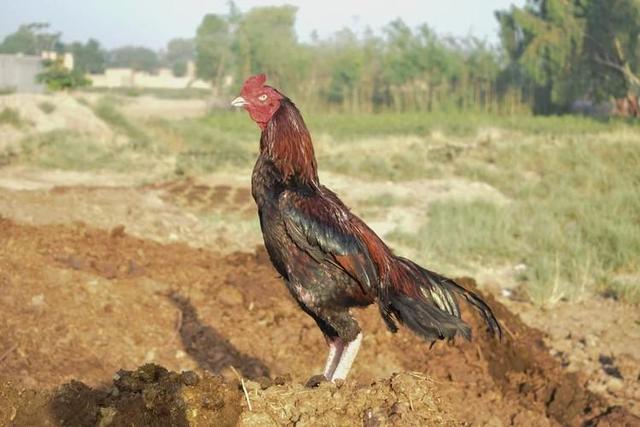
<box><xmin>323</xmin><ymin>337</ymin><xmax>344</xmax><ymax>379</ymax></box>
<box><xmin>329</xmin><ymin>332</ymin><xmax>362</xmax><ymax>381</ymax></box>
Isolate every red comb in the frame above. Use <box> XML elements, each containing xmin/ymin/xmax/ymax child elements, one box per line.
<box><xmin>243</xmin><ymin>74</ymin><xmax>266</xmax><ymax>91</ymax></box>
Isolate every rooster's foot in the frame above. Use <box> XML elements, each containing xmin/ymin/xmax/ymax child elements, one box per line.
<box><xmin>305</xmin><ymin>374</ymin><xmax>329</xmax><ymax>388</ymax></box>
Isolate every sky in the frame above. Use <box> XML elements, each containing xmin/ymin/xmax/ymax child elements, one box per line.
<box><xmin>0</xmin><ymin>0</ymin><xmax>526</xmax><ymax>50</ymax></box>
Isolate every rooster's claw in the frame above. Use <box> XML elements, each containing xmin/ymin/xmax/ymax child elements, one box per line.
<box><xmin>305</xmin><ymin>374</ymin><xmax>328</xmax><ymax>388</ymax></box>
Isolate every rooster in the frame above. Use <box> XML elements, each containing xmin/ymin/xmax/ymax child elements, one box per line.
<box><xmin>231</xmin><ymin>74</ymin><xmax>501</xmax><ymax>383</ymax></box>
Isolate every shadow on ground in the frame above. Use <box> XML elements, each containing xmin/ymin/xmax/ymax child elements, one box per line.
<box><xmin>168</xmin><ymin>291</ymin><xmax>270</xmax><ymax>380</ymax></box>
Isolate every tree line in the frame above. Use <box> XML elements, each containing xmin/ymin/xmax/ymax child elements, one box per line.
<box><xmin>1</xmin><ymin>0</ymin><xmax>639</xmax><ymax>116</ymax></box>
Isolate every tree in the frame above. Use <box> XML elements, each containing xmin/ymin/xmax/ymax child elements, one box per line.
<box><xmin>233</xmin><ymin>6</ymin><xmax>306</xmax><ymax>92</ymax></box>
<box><xmin>189</xmin><ymin>4</ymin><xmax>505</xmax><ymax>112</ymax></box>
<box><xmin>496</xmin><ymin>0</ymin><xmax>585</xmax><ymax>113</ymax></box>
<box><xmin>67</xmin><ymin>39</ymin><xmax>106</xmax><ymax>74</ymax></box>
<box><xmin>325</xmin><ymin>29</ymin><xmax>364</xmax><ymax>107</ymax></box>
<box><xmin>37</xmin><ymin>58</ymin><xmax>90</xmax><ymax>91</ymax></box>
<box><xmin>195</xmin><ymin>14</ymin><xmax>231</xmax><ymax>86</ymax></box>
<box><xmin>165</xmin><ymin>38</ymin><xmax>195</xmax><ymax>77</ymax></box>
<box><xmin>108</xmin><ymin>46</ymin><xmax>159</xmax><ymax>72</ymax></box>
<box><xmin>0</xmin><ymin>23</ymin><xmax>61</xmax><ymax>55</ymax></box>
<box><xmin>496</xmin><ymin>0</ymin><xmax>640</xmax><ymax>114</ymax></box>
<box><xmin>172</xmin><ymin>61</ymin><xmax>188</xmax><ymax>77</ymax></box>
<box><xmin>580</xmin><ymin>0</ymin><xmax>640</xmax><ymax>100</ymax></box>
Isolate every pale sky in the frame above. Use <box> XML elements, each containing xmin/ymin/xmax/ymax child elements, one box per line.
<box><xmin>0</xmin><ymin>0</ymin><xmax>525</xmax><ymax>50</ymax></box>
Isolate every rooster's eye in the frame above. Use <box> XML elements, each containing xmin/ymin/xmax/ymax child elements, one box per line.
<box><xmin>258</xmin><ymin>94</ymin><xmax>268</xmax><ymax>101</ymax></box>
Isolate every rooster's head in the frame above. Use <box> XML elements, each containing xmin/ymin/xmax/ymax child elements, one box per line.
<box><xmin>231</xmin><ymin>74</ymin><xmax>284</xmax><ymax>129</ymax></box>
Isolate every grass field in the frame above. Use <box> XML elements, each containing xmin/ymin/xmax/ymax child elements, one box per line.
<box><xmin>5</xmin><ymin>95</ymin><xmax>640</xmax><ymax>304</ymax></box>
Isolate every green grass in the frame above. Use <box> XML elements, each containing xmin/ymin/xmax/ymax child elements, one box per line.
<box><xmin>19</xmin><ymin>130</ymin><xmax>132</xmax><ymax>171</ymax></box>
<box><xmin>360</xmin><ymin>192</ymin><xmax>408</xmax><ymax>207</ymax></box>
<box><xmin>149</xmin><ymin>117</ymin><xmax>256</xmax><ymax>175</ymax></box>
<box><xmin>206</xmin><ymin>109</ymin><xmax>638</xmax><ymax>139</ymax></box>
<box><xmin>93</xmin><ymin>97</ymin><xmax>152</xmax><ymax>149</ymax></box>
<box><xmin>309</xmin><ymin>111</ymin><xmax>638</xmax><ymax>138</ymax></box>
<box><xmin>387</xmin><ymin>131</ymin><xmax>640</xmax><ymax>304</ymax></box>
<box><xmin>0</xmin><ymin>107</ymin><xmax>26</xmax><ymax>128</ymax></box>
<box><xmin>80</xmin><ymin>87</ymin><xmax>211</xmax><ymax>100</ymax></box>
<box><xmin>38</xmin><ymin>101</ymin><xmax>56</xmax><ymax>114</ymax></box>
<box><xmin>316</xmin><ymin>136</ymin><xmax>451</xmax><ymax>181</ymax></box>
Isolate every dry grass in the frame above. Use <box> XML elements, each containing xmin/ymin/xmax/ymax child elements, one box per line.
<box><xmin>0</xmin><ymin>107</ymin><xmax>25</xmax><ymax>128</ymax></box>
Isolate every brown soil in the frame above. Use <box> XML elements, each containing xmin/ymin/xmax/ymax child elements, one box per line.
<box><xmin>1</xmin><ymin>212</ymin><xmax>638</xmax><ymax>426</ymax></box>
<box><xmin>0</xmin><ymin>364</ymin><xmax>241</xmax><ymax>426</ymax></box>
<box><xmin>0</xmin><ymin>363</ymin><xmax>452</xmax><ymax>426</ymax></box>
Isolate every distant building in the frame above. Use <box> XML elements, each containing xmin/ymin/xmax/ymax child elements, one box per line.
<box><xmin>41</xmin><ymin>51</ymin><xmax>74</xmax><ymax>70</ymax></box>
<box><xmin>89</xmin><ymin>61</ymin><xmax>211</xmax><ymax>90</ymax></box>
<box><xmin>0</xmin><ymin>51</ymin><xmax>76</xmax><ymax>94</ymax></box>
<box><xmin>1</xmin><ymin>51</ymin><xmax>213</xmax><ymax>93</ymax></box>
<box><xmin>0</xmin><ymin>54</ymin><xmax>45</xmax><ymax>93</ymax></box>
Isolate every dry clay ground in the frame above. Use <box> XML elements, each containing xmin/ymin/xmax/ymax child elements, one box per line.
<box><xmin>0</xmin><ymin>170</ymin><xmax>639</xmax><ymax>426</ymax></box>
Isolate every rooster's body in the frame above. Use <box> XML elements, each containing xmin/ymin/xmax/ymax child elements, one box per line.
<box><xmin>233</xmin><ymin>75</ymin><xmax>500</xmax><ymax>382</ymax></box>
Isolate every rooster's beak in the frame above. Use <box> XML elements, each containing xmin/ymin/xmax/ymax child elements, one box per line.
<box><xmin>231</xmin><ymin>96</ymin><xmax>248</xmax><ymax>107</ymax></box>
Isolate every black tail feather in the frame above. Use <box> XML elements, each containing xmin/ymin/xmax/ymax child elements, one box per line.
<box><xmin>379</xmin><ymin>258</ymin><xmax>502</xmax><ymax>342</ymax></box>
<box><xmin>441</xmin><ymin>275</ymin><xmax>503</xmax><ymax>339</ymax></box>
<box><xmin>388</xmin><ymin>293</ymin><xmax>471</xmax><ymax>341</ymax></box>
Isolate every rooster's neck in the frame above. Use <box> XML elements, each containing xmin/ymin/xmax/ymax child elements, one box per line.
<box><xmin>260</xmin><ymin>99</ymin><xmax>319</xmax><ymax>187</ymax></box>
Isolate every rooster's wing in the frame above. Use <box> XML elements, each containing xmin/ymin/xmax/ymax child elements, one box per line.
<box><xmin>279</xmin><ymin>189</ymin><xmax>378</xmax><ymax>293</ymax></box>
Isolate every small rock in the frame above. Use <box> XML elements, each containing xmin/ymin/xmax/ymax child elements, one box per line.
<box><xmin>514</xmin><ymin>263</ymin><xmax>527</xmax><ymax>272</ymax></box>
<box><xmin>599</xmin><ymin>354</ymin><xmax>615</xmax><ymax>366</ymax></box>
<box><xmin>31</xmin><ymin>294</ymin><xmax>45</xmax><ymax>307</ymax></box>
<box><xmin>99</xmin><ymin>407</ymin><xmax>117</xmax><ymax>427</ymax></box>
<box><xmin>389</xmin><ymin>401</ymin><xmax>410</xmax><ymax>417</ymax></box>
<box><xmin>272</xmin><ymin>373</ymin><xmax>291</xmax><ymax>385</ymax></box>
<box><xmin>599</xmin><ymin>354</ymin><xmax>624</xmax><ymax>379</ymax></box>
<box><xmin>180</xmin><ymin>371</ymin><xmax>199</xmax><ymax>386</ymax></box>
<box><xmin>127</xmin><ymin>260</ymin><xmax>143</xmax><ymax>275</ymax></box>
<box><xmin>585</xmin><ymin>335</ymin><xmax>599</xmax><ymax>347</ymax></box>
<box><xmin>256</xmin><ymin>376</ymin><xmax>273</xmax><ymax>390</ymax></box>
<box><xmin>606</xmin><ymin>378</ymin><xmax>624</xmax><ymax>393</ymax></box>
<box><xmin>69</xmin><ymin>256</ymin><xmax>84</xmax><ymax>270</ymax></box>
<box><xmin>217</xmin><ymin>287</ymin><xmax>244</xmax><ymax>306</ymax></box>
<box><xmin>501</xmin><ymin>288</ymin><xmax>513</xmax><ymax>298</ymax></box>
<box><xmin>110</xmin><ymin>225</ymin><xmax>126</xmax><ymax>238</ymax></box>
<box><xmin>603</xmin><ymin>365</ymin><xmax>624</xmax><ymax>380</ymax></box>
<box><xmin>363</xmin><ymin>407</ymin><xmax>382</xmax><ymax>427</ymax></box>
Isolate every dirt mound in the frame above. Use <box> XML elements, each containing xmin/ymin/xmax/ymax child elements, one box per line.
<box><xmin>0</xmin><ymin>93</ymin><xmax>114</xmax><ymax>156</ymax></box>
<box><xmin>0</xmin><ymin>179</ymin><xmax>261</xmax><ymax>254</ymax></box>
<box><xmin>0</xmin><ymin>93</ymin><xmax>113</xmax><ymax>137</ymax></box>
<box><xmin>119</xmin><ymin>95</ymin><xmax>207</xmax><ymax>120</ymax></box>
<box><xmin>504</xmin><ymin>296</ymin><xmax>640</xmax><ymax>415</ymax></box>
<box><xmin>241</xmin><ymin>372</ymin><xmax>453</xmax><ymax>426</ymax></box>
<box><xmin>0</xmin><ymin>218</ymin><xmax>638</xmax><ymax>425</ymax></box>
<box><xmin>0</xmin><ymin>365</ymin><xmax>454</xmax><ymax>426</ymax></box>
<box><xmin>0</xmin><ymin>364</ymin><xmax>241</xmax><ymax>426</ymax></box>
